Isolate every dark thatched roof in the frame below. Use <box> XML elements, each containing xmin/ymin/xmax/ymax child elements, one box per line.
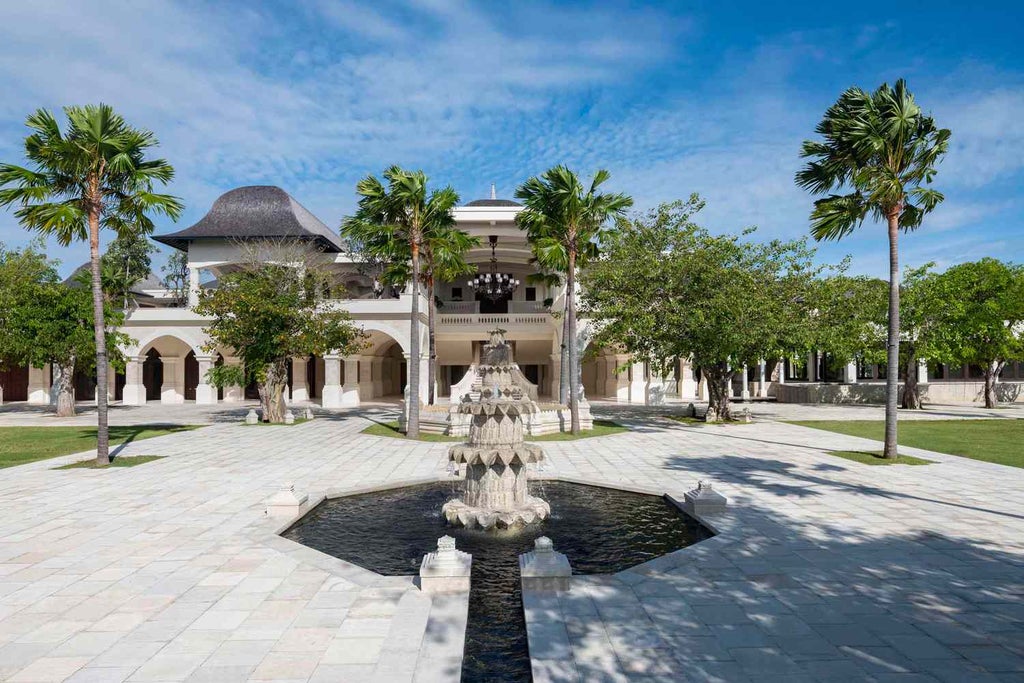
<box><xmin>463</xmin><ymin>198</ymin><xmax>521</xmax><ymax>207</ymax></box>
<box><xmin>153</xmin><ymin>186</ymin><xmax>343</xmax><ymax>252</ymax></box>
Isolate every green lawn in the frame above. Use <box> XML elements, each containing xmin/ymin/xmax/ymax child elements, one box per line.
<box><xmin>789</xmin><ymin>419</ymin><xmax>1024</xmax><ymax>468</ymax></box>
<box><xmin>827</xmin><ymin>450</ymin><xmax>934</xmax><ymax>466</ymax></box>
<box><xmin>56</xmin><ymin>455</ymin><xmax>166</xmax><ymax>470</ymax></box>
<box><xmin>361</xmin><ymin>419</ymin><xmax>628</xmax><ymax>442</ymax></box>
<box><xmin>0</xmin><ymin>425</ymin><xmax>200</xmax><ymax>469</ymax></box>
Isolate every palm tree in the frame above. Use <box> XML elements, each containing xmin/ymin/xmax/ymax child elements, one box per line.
<box><xmin>341</xmin><ymin>166</ymin><xmax>459</xmax><ymax>436</ymax></box>
<box><xmin>516</xmin><ymin>166</ymin><xmax>632</xmax><ymax>434</ymax></box>
<box><xmin>796</xmin><ymin>80</ymin><xmax>949</xmax><ymax>459</ymax></box>
<box><xmin>0</xmin><ymin>105</ymin><xmax>181</xmax><ymax>464</ymax></box>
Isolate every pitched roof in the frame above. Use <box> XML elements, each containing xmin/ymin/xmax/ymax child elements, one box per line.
<box><xmin>153</xmin><ymin>186</ymin><xmax>344</xmax><ymax>252</ymax></box>
<box><xmin>463</xmin><ymin>198</ymin><xmax>522</xmax><ymax>207</ymax></box>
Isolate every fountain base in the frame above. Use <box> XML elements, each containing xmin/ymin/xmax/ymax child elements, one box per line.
<box><xmin>442</xmin><ymin>495</ymin><xmax>551</xmax><ymax>530</ymax></box>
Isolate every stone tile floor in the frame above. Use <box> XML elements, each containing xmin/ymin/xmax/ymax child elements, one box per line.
<box><xmin>0</xmin><ymin>402</ymin><xmax>1022</xmax><ymax>682</ymax></box>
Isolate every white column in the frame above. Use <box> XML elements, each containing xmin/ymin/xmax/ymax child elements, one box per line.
<box><xmin>27</xmin><ymin>364</ymin><xmax>51</xmax><ymax>405</ymax></box>
<box><xmin>698</xmin><ymin>374</ymin><xmax>709</xmax><ymax>401</ymax></box>
<box><xmin>548</xmin><ymin>354</ymin><xmax>561</xmax><ymax>399</ymax></box>
<box><xmin>160</xmin><ymin>356</ymin><xmax>185</xmax><ymax>404</ymax></box>
<box><xmin>757</xmin><ymin>360</ymin><xmax>768</xmax><ymax>397</ymax></box>
<box><xmin>917</xmin><ymin>359</ymin><xmax>929</xmax><ymax>384</ymax></box>
<box><xmin>187</xmin><ymin>267</ymin><xmax>200</xmax><ymax>308</ymax></box>
<box><xmin>843</xmin><ymin>361</ymin><xmax>858</xmax><ymax>384</ymax></box>
<box><xmin>321</xmin><ymin>354</ymin><xmax>344</xmax><ymax>408</ymax></box>
<box><xmin>679</xmin><ymin>359</ymin><xmax>697</xmax><ymax>400</ymax></box>
<box><xmin>628</xmin><ymin>361</ymin><xmax>646</xmax><ymax>404</ymax></box>
<box><xmin>291</xmin><ymin>357</ymin><xmax>309</xmax><ymax>403</ymax></box>
<box><xmin>357</xmin><ymin>356</ymin><xmax>374</xmax><ymax>399</ymax></box>
<box><xmin>777</xmin><ymin>358</ymin><xmax>786</xmax><ymax>385</ymax></box>
<box><xmin>371</xmin><ymin>358</ymin><xmax>385</xmax><ymax>398</ymax></box>
<box><xmin>194</xmin><ymin>355</ymin><xmax>217</xmax><ymax>404</ymax></box>
<box><xmin>403</xmin><ymin>352</ymin><xmax>429</xmax><ymax>404</ymax></box>
<box><xmin>741</xmin><ymin>364</ymin><xmax>751</xmax><ymax>401</ymax></box>
<box><xmin>223</xmin><ymin>356</ymin><xmax>244</xmax><ymax>402</ymax></box>
<box><xmin>341</xmin><ymin>356</ymin><xmax>360</xmax><ymax>406</ymax></box>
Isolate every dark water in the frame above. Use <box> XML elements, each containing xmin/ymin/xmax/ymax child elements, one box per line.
<box><xmin>283</xmin><ymin>481</ymin><xmax>711</xmax><ymax>682</ymax></box>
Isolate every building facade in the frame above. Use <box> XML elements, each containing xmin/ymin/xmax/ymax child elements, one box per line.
<box><xmin>1</xmin><ymin>185</ymin><xmax>1021</xmax><ymax>407</ymax></box>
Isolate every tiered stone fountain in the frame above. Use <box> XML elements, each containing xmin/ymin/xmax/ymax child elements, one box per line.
<box><xmin>442</xmin><ymin>330</ymin><xmax>551</xmax><ymax>529</ymax></box>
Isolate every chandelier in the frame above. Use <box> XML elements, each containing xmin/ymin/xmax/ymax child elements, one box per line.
<box><xmin>468</xmin><ymin>235</ymin><xmax>519</xmax><ymax>301</ymax></box>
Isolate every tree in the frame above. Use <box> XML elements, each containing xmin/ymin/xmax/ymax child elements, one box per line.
<box><xmin>0</xmin><ymin>242</ymin><xmax>128</xmax><ymax>417</ymax></box>
<box><xmin>341</xmin><ymin>166</ymin><xmax>459</xmax><ymax>436</ymax></box>
<box><xmin>162</xmin><ymin>250</ymin><xmax>190</xmax><ymax>306</ymax></box>
<box><xmin>928</xmin><ymin>259</ymin><xmax>1024</xmax><ymax>408</ymax></box>
<box><xmin>809</xmin><ymin>273</ymin><xmax>887</xmax><ymax>380</ymax></box>
<box><xmin>73</xmin><ymin>231</ymin><xmax>157</xmax><ymax>309</ymax></box>
<box><xmin>898</xmin><ymin>265</ymin><xmax>945</xmax><ymax>409</ymax></box>
<box><xmin>196</xmin><ymin>242</ymin><xmax>366</xmax><ymax>422</ymax></box>
<box><xmin>0</xmin><ymin>105</ymin><xmax>182</xmax><ymax>464</ymax></box>
<box><xmin>796</xmin><ymin>79</ymin><xmax>950</xmax><ymax>458</ymax></box>
<box><xmin>581</xmin><ymin>198</ymin><xmax>820</xmax><ymax>422</ymax></box>
<box><xmin>516</xmin><ymin>166</ymin><xmax>632</xmax><ymax>433</ymax></box>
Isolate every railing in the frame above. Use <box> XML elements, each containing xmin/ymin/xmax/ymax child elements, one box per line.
<box><xmin>509</xmin><ymin>301</ymin><xmax>547</xmax><ymax>313</ymax></box>
<box><xmin>438</xmin><ymin>313</ymin><xmax>551</xmax><ymax>326</ymax></box>
<box><xmin>438</xmin><ymin>300</ymin><xmax>479</xmax><ymax>314</ymax></box>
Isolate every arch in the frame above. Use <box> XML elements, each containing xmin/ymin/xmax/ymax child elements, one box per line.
<box><xmin>357</xmin><ymin>323</ymin><xmax>411</xmax><ymax>357</ymax></box>
<box><xmin>127</xmin><ymin>329</ymin><xmax>207</xmax><ymax>359</ymax></box>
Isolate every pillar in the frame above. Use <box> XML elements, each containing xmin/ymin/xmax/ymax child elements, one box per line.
<box><xmin>371</xmin><ymin>358</ymin><xmax>385</xmax><ymax>398</ymax></box>
<box><xmin>403</xmin><ymin>352</ymin><xmax>429</xmax><ymax>404</ymax></box>
<box><xmin>776</xmin><ymin>358</ymin><xmax>786</xmax><ymax>385</ymax></box>
<box><xmin>27</xmin><ymin>364</ymin><xmax>51</xmax><ymax>405</ymax></box>
<box><xmin>222</xmin><ymin>356</ymin><xmax>243</xmax><ymax>402</ymax></box>
<box><xmin>188</xmin><ymin>267</ymin><xmax>201</xmax><ymax>308</ymax></box>
<box><xmin>679</xmin><ymin>359</ymin><xmax>697</xmax><ymax>400</ymax></box>
<box><xmin>757</xmin><ymin>360</ymin><xmax>768</xmax><ymax>398</ymax></box>
<box><xmin>160</xmin><ymin>356</ymin><xmax>185</xmax><ymax>404</ymax></box>
<box><xmin>195</xmin><ymin>355</ymin><xmax>217</xmax><ymax>404</ymax></box>
<box><xmin>698</xmin><ymin>375</ymin><xmax>709</xmax><ymax>401</ymax></box>
<box><xmin>628</xmin><ymin>361</ymin><xmax>646</xmax><ymax>404</ymax></box>
<box><xmin>358</xmin><ymin>356</ymin><xmax>374</xmax><ymax>399</ymax></box>
<box><xmin>807</xmin><ymin>352</ymin><xmax>818</xmax><ymax>382</ymax></box>
<box><xmin>548</xmin><ymin>354</ymin><xmax>561</xmax><ymax>400</ymax></box>
<box><xmin>842</xmin><ymin>361</ymin><xmax>858</xmax><ymax>384</ymax></box>
<box><xmin>341</xmin><ymin>356</ymin><xmax>360</xmax><ymax>406</ymax></box>
<box><xmin>606</xmin><ymin>355</ymin><xmax>630</xmax><ymax>401</ymax></box>
<box><xmin>290</xmin><ymin>357</ymin><xmax>309</xmax><ymax>403</ymax></box>
<box><xmin>917</xmin><ymin>359</ymin><xmax>929</xmax><ymax>384</ymax></box>
<box><xmin>321</xmin><ymin>354</ymin><xmax>344</xmax><ymax>408</ymax></box>
<box><xmin>741</xmin><ymin>364</ymin><xmax>751</xmax><ymax>401</ymax></box>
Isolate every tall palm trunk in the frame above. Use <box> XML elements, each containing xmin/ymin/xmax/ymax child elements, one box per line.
<box><xmin>567</xmin><ymin>248</ymin><xmax>580</xmax><ymax>434</ymax></box>
<box><xmin>559</xmin><ymin>300</ymin><xmax>569</xmax><ymax>404</ymax></box>
<box><xmin>427</xmin><ymin>278</ymin><xmax>437</xmax><ymax>405</ymax></box>
<box><xmin>407</xmin><ymin>241</ymin><xmax>422</xmax><ymax>437</ymax></box>
<box><xmin>883</xmin><ymin>211</ymin><xmax>900</xmax><ymax>459</ymax></box>
<box><xmin>88</xmin><ymin>181</ymin><xmax>110</xmax><ymax>465</ymax></box>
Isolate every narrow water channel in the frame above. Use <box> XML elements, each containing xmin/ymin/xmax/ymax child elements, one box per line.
<box><xmin>283</xmin><ymin>481</ymin><xmax>711</xmax><ymax>682</ymax></box>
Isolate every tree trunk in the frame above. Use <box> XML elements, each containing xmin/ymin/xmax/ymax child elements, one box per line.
<box><xmin>88</xmin><ymin>185</ymin><xmax>111</xmax><ymax>466</ymax></box>
<box><xmin>901</xmin><ymin>345</ymin><xmax>922</xmax><ymax>410</ymax></box>
<box><xmin>53</xmin><ymin>361</ymin><xmax>76</xmax><ymax>417</ymax></box>
<box><xmin>703</xmin><ymin>363</ymin><xmax>734</xmax><ymax>422</ymax></box>
<box><xmin>983</xmin><ymin>360</ymin><xmax>1003</xmax><ymax>409</ymax></box>
<box><xmin>559</xmin><ymin>303</ymin><xmax>569</xmax><ymax>405</ymax></box>
<box><xmin>567</xmin><ymin>249</ymin><xmax>580</xmax><ymax>434</ymax></box>
<box><xmin>427</xmin><ymin>279</ymin><xmax>437</xmax><ymax>405</ymax></box>
<box><xmin>259</xmin><ymin>360</ymin><xmax>289</xmax><ymax>423</ymax></box>
<box><xmin>407</xmin><ymin>241</ymin><xmax>422</xmax><ymax>437</ymax></box>
<box><xmin>883</xmin><ymin>211</ymin><xmax>901</xmax><ymax>459</ymax></box>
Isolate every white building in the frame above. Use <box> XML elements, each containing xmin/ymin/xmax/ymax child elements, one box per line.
<box><xmin>1</xmin><ymin>185</ymin><xmax>1020</xmax><ymax>407</ymax></box>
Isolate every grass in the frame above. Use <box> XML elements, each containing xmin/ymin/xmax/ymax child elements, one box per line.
<box><xmin>828</xmin><ymin>450</ymin><xmax>934</xmax><ymax>466</ymax></box>
<box><xmin>0</xmin><ymin>425</ymin><xmax>199</xmax><ymax>469</ymax></box>
<box><xmin>789</xmin><ymin>419</ymin><xmax>1024</xmax><ymax>468</ymax></box>
<box><xmin>55</xmin><ymin>455</ymin><xmax>166</xmax><ymax>470</ymax></box>
<box><xmin>360</xmin><ymin>419</ymin><xmax>629</xmax><ymax>442</ymax></box>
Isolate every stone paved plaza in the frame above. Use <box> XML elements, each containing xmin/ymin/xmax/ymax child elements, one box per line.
<box><xmin>1</xmin><ymin>403</ymin><xmax>1022</xmax><ymax>682</ymax></box>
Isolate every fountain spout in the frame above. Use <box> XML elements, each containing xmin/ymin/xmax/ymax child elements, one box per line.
<box><xmin>442</xmin><ymin>330</ymin><xmax>550</xmax><ymax>529</ymax></box>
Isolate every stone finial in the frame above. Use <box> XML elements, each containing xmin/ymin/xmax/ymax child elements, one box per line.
<box><xmin>519</xmin><ymin>536</ymin><xmax>571</xmax><ymax>592</ymax></box>
<box><xmin>284</xmin><ymin>410</ymin><xmax>295</xmax><ymax>425</ymax></box>
<box><xmin>419</xmin><ymin>535</ymin><xmax>472</xmax><ymax>593</ymax></box>
<box><xmin>267</xmin><ymin>483</ymin><xmax>309</xmax><ymax>517</ymax></box>
<box><xmin>245</xmin><ymin>409</ymin><xmax>259</xmax><ymax>425</ymax></box>
<box><xmin>684</xmin><ymin>479</ymin><xmax>727</xmax><ymax>516</ymax></box>
<box><xmin>303</xmin><ymin>407</ymin><xmax>315</xmax><ymax>421</ymax></box>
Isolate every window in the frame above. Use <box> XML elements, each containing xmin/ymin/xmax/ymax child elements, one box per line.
<box><xmin>451</xmin><ymin>286</ymin><xmax>463</xmax><ymax>301</ymax></box>
<box><xmin>525</xmin><ymin>286</ymin><xmax>537</xmax><ymax>302</ymax></box>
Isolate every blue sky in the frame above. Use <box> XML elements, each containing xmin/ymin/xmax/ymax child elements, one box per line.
<box><xmin>0</xmin><ymin>0</ymin><xmax>1021</xmax><ymax>277</ymax></box>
